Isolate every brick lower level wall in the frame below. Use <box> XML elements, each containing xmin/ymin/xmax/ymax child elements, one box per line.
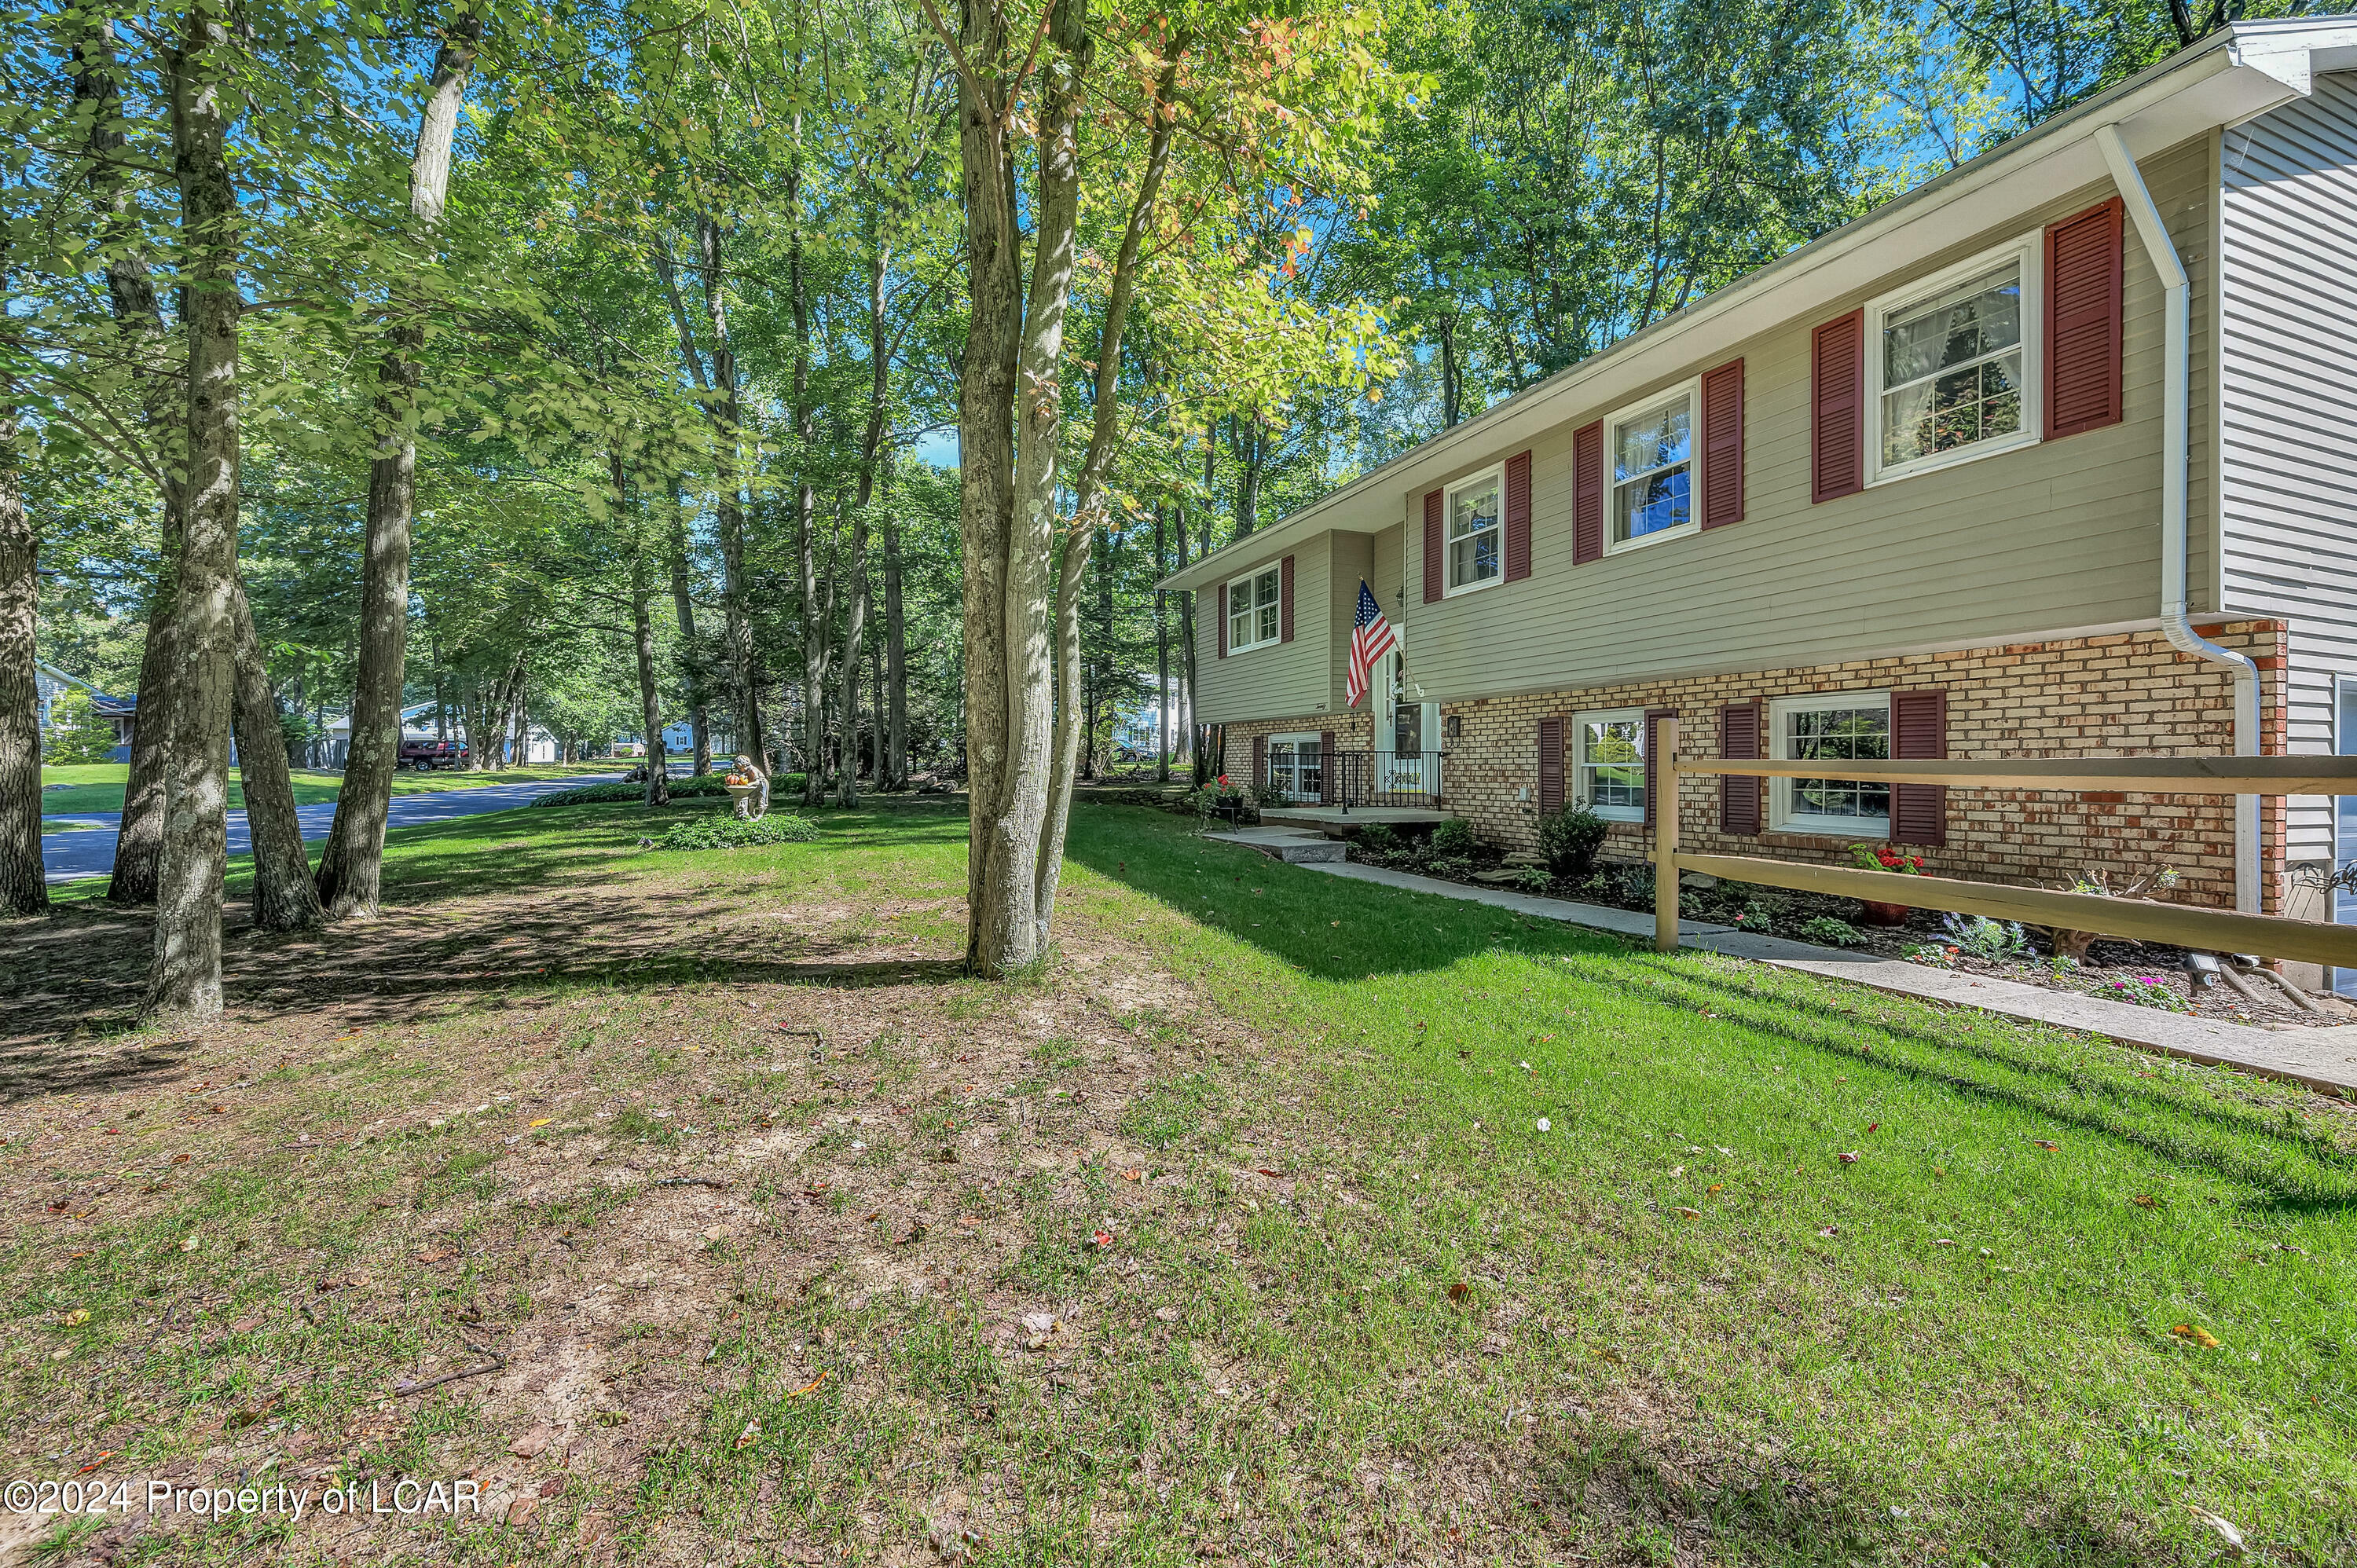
<box><xmin>1215</xmin><ymin>711</ymin><xmax>1376</xmax><ymax>783</ymax></box>
<box><xmin>1427</xmin><ymin>622</ymin><xmax>2290</xmax><ymax>913</ymax></box>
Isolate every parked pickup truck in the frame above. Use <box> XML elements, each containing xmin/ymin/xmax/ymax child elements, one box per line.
<box><xmin>397</xmin><ymin>738</ymin><xmax>470</xmax><ymax>771</ymax></box>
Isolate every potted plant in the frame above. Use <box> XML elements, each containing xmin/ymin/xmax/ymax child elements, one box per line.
<box><xmin>1848</xmin><ymin>841</ymin><xmax>1926</xmax><ymax>925</ymax></box>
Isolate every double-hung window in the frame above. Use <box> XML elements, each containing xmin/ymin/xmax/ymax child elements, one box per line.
<box><xmin>1573</xmin><ymin>709</ymin><xmax>1644</xmax><ymax>820</ymax></box>
<box><xmin>1606</xmin><ymin>382</ymin><xmax>1697</xmax><ymax>552</ymax></box>
<box><xmin>1226</xmin><ymin>564</ymin><xmax>1281</xmax><ymax>653</ymax></box>
<box><xmin>1868</xmin><ymin>237</ymin><xmax>2040</xmax><ymax>482</ymax></box>
<box><xmin>1444</xmin><ymin>467</ymin><xmax>1502</xmax><ymax>594</ymax></box>
<box><xmin>1770</xmin><ymin>694</ymin><xmax>1890</xmax><ymax>837</ymax></box>
<box><xmin>1266</xmin><ymin>734</ymin><xmax>1323</xmax><ymax>802</ymax></box>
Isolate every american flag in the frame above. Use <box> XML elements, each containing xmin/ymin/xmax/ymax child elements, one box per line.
<box><xmin>1345</xmin><ymin>579</ymin><xmax>1399</xmax><ymax>709</ymax></box>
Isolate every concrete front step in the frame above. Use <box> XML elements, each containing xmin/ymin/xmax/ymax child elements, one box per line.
<box><xmin>1202</xmin><ymin>826</ymin><xmax>1349</xmax><ymax>864</ymax></box>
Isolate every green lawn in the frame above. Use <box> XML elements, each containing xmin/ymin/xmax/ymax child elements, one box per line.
<box><xmin>37</xmin><ymin>760</ymin><xmax>623</xmax><ymax>816</ymax></box>
<box><xmin>8</xmin><ymin>797</ymin><xmax>2350</xmax><ymax>1565</ymax></box>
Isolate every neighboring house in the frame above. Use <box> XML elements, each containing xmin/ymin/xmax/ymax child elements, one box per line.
<box><xmin>1160</xmin><ymin>20</ymin><xmax>2357</xmax><ymax>951</ymax></box>
<box><xmin>35</xmin><ymin>660</ymin><xmax>137</xmax><ymax>761</ymax></box>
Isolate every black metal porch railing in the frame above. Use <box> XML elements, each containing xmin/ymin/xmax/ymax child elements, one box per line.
<box><xmin>1259</xmin><ymin>749</ymin><xmax>1444</xmax><ymax>809</ymax></box>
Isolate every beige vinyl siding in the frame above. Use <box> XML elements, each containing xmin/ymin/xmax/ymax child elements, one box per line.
<box><xmin>1326</xmin><ymin>533</ymin><xmax>1374</xmax><ymax>711</ymax></box>
<box><xmin>1386</xmin><ymin>137</ymin><xmax>2215</xmax><ymax>705</ymax></box>
<box><xmin>1190</xmin><ymin>534</ymin><xmax>1334</xmax><ymax>724</ymax></box>
<box><xmin>2219</xmin><ymin>72</ymin><xmax>2357</xmax><ymax>864</ymax></box>
<box><xmin>1369</xmin><ymin>522</ymin><xmax>1403</xmax><ymax>615</ymax></box>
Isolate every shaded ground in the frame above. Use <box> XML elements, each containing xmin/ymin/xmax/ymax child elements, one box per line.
<box><xmin>2</xmin><ymin>797</ymin><xmax>2352</xmax><ymax>1567</ymax></box>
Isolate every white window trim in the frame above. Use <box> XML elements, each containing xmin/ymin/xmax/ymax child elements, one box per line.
<box><xmin>1225</xmin><ymin>563</ymin><xmax>1282</xmax><ymax>654</ymax></box>
<box><xmin>1768</xmin><ymin>691</ymin><xmax>1893</xmax><ymax>838</ymax></box>
<box><xmin>1266</xmin><ymin>731</ymin><xmax>1325</xmax><ymax>800</ymax></box>
<box><xmin>1441</xmin><ymin>463</ymin><xmax>1505</xmax><ymax>599</ymax></box>
<box><xmin>1864</xmin><ymin>234</ymin><xmax>2044</xmax><ymax>489</ymax></box>
<box><xmin>1602</xmin><ymin>376</ymin><xmax>1703</xmax><ymax>557</ymax></box>
<box><xmin>1572</xmin><ymin>707</ymin><xmax>1646</xmax><ymax>822</ymax></box>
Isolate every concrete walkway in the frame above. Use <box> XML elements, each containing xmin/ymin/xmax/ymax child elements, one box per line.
<box><xmin>1299</xmin><ymin>859</ymin><xmax>2357</xmax><ymax>1096</ymax></box>
<box><xmin>39</xmin><ymin>772</ymin><xmax>629</xmax><ymax>885</ymax></box>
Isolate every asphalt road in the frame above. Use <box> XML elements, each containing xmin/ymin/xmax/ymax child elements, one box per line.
<box><xmin>38</xmin><ymin>771</ymin><xmax>629</xmax><ymax>885</ymax></box>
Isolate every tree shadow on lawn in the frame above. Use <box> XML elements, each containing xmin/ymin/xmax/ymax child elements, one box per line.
<box><xmin>1</xmin><ymin>800</ymin><xmax>977</xmax><ymax>1087</ymax></box>
<box><xmin>1065</xmin><ymin>804</ymin><xmax>2357</xmax><ymax>1210</ymax></box>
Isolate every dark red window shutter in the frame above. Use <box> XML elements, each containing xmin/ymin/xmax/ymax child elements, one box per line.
<box><xmin>1252</xmin><ymin>734</ymin><xmax>1266</xmax><ymax>789</ymax></box>
<box><xmin>1537</xmin><ymin>716</ymin><xmax>1564</xmax><ymax>815</ymax></box>
<box><xmin>2045</xmin><ymin>198</ymin><xmax>2124</xmax><ymax>439</ymax></box>
<box><xmin>1890</xmin><ymin>690</ymin><xmax>1947</xmax><ymax>848</ymax></box>
<box><xmin>1504</xmin><ymin>450</ymin><xmax>1533</xmax><ymax>581</ymax></box>
<box><xmin>1216</xmin><ymin>583</ymin><xmax>1228</xmax><ymax>658</ymax></box>
<box><xmin>1319</xmin><ymin>728</ymin><xmax>1336</xmax><ymax>804</ymax></box>
<box><xmin>1280</xmin><ymin>554</ymin><xmax>1296</xmax><ymax>643</ymax></box>
<box><xmin>1812</xmin><ymin>310</ymin><xmax>1864</xmax><ymax>503</ymax></box>
<box><xmin>1421</xmin><ymin>488</ymin><xmax>1444</xmax><ymax>603</ymax></box>
<box><xmin>1572</xmin><ymin>421</ymin><xmax>1604</xmax><ymax>564</ymax></box>
<box><xmin>1700</xmin><ymin>358</ymin><xmax>1745</xmax><ymax>529</ymax></box>
<box><xmin>1641</xmin><ymin>706</ymin><xmax>1674</xmax><ymax>828</ymax></box>
<box><xmin>1718</xmin><ymin>701</ymin><xmax>1761</xmax><ymax>834</ymax></box>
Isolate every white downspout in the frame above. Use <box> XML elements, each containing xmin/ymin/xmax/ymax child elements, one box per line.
<box><xmin>2095</xmin><ymin>124</ymin><xmax>2261</xmax><ymax>913</ymax></box>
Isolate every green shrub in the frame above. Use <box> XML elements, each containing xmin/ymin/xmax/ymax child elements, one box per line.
<box><xmin>1534</xmin><ymin>800</ymin><xmax>1608</xmax><ymax>880</ymax></box>
<box><xmin>654</xmin><ymin>811</ymin><xmax>819</xmax><ymax>850</ymax></box>
<box><xmin>1354</xmin><ymin>823</ymin><xmax>1401</xmax><ymax>855</ymax></box>
<box><xmin>1512</xmin><ymin>863</ymin><xmax>1553</xmax><ymax>893</ymax></box>
<box><xmin>1430</xmin><ymin>817</ymin><xmax>1479</xmax><ymax>858</ymax></box>
<box><xmin>1797</xmin><ymin>915</ymin><xmax>1864</xmax><ymax>947</ymax></box>
<box><xmin>1732</xmin><ymin>900</ymin><xmax>1775</xmax><ymax>932</ymax></box>
<box><xmin>1940</xmin><ymin>913</ymin><xmax>2033</xmax><ymax>963</ymax></box>
<box><xmin>533</xmin><ymin>774</ymin><xmax>732</xmax><ymax>808</ymax></box>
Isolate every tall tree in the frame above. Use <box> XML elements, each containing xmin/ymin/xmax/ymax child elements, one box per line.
<box><xmin>315</xmin><ymin>15</ymin><xmax>483</xmax><ymax>919</ymax></box>
<box><xmin>0</xmin><ymin>341</ymin><xmax>40</xmax><ymax>914</ymax></box>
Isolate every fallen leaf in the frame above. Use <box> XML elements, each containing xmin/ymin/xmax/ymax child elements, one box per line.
<box><xmin>1673</xmin><ymin>1206</ymin><xmax>1702</xmax><ymax>1218</ymax></box>
<box><xmin>733</xmin><ymin>1420</ymin><xmax>762</xmax><ymax>1450</ymax></box>
<box><xmin>1255</xmin><ymin>1168</ymin><xmax>1283</xmax><ymax>1178</ymax></box>
<box><xmin>1817</xmin><ymin>1225</ymin><xmax>1841</xmax><ymax>1237</ymax></box>
<box><xmin>1706</xmin><ymin>1183</ymin><xmax>1724</xmax><ymax>1194</ymax></box>
<box><xmin>537</xmin><ymin>1477</ymin><xmax>564</xmax><ymax>1497</ymax></box>
<box><xmin>1837</xmin><ymin>1152</ymin><xmax>1860</xmax><ymax>1164</ymax></box>
<box><xmin>506</xmin><ymin>1495</ymin><xmax>539</xmax><ymax>1526</ymax></box>
<box><xmin>1866</xmin><ymin>1122</ymin><xmax>1879</xmax><ymax>1134</ymax></box>
<box><xmin>2030</xmin><ymin>1139</ymin><xmax>2060</xmax><ymax>1152</ymax></box>
<box><xmin>231</xmin><ymin>1315</ymin><xmax>261</xmax><ymax>1332</ymax></box>
<box><xmin>2187</xmin><ymin>1504</ymin><xmax>2245</xmax><ymax>1554</ymax></box>
<box><xmin>528</xmin><ymin>1118</ymin><xmax>553</xmax><ymax>1129</ymax></box>
<box><xmin>416</xmin><ymin>1247</ymin><xmax>456</xmax><ymax>1264</ymax></box>
<box><xmin>2171</xmin><ymin>1324</ymin><xmax>2222</xmax><ymax>1349</ymax></box>
<box><xmin>1121</xmin><ymin>1169</ymin><xmax>1143</xmax><ymax>1181</ymax></box>
<box><xmin>1669</xmin><ymin>1164</ymin><xmax>1684</xmax><ymax>1176</ymax></box>
<box><xmin>509</xmin><ymin>1426</ymin><xmax>555</xmax><ymax>1458</ymax></box>
<box><xmin>58</xmin><ymin>1308</ymin><xmax>89</xmax><ymax>1328</ymax></box>
<box><xmin>1154</xmin><ymin>1306</ymin><xmax>1180</xmax><ymax>1323</ymax></box>
<box><xmin>1934</xmin><ymin>1238</ymin><xmax>1956</xmax><ymax>1247</ymax></box>
<box><xmin>1447</xmin><ymin>1281</ymin><xmax>1470</xmax><ymax>1303</ymax></box>
<box><xmin>171</xmin><ymin>1153</ymin><xmax>191</xmax><ymax>1164</ymax></box>
<box><xmin>1089</xmin><ymin>1228</ymin><xmax>1114</xmax><ymax>1249</ymax></box>
<box><xmin>2132</xmin><ymin>1194</ymin><xmax>2157</xmax><ymax>1209</ymax></box>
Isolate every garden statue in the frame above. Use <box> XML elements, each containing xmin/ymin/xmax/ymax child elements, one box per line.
<box><xmin>727</xmin><ymin>753</ymin><xmax>770</xmax><ymax>820</ymax></box>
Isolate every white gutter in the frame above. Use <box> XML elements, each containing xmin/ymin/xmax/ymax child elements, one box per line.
<box><xmin>2094</xmin><ymin>123</ymin><xmax>2260</xmax><ymax>914</ymax></box>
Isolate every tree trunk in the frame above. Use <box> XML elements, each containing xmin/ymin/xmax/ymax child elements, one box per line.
<box><xmin>315</xmin><ymin>16</ymin><xmax>479</xmax><ymax>920</ymax></box>
<box><xmin>1032</xmin><ymin>38</ymin><xmax>1179</xmax><ymax>944</ymax></box>
<box><xmin>76</xmin><ymin>27</ymin><xmax>187</xmax><ymax>910</ymax></box>
<box><xmin>882</xmin><ymin>467</ymin><xmax>907</xmax><ymax>790</ymax></box>
<box><xmin>229</xmin><ymin>580</ymin><xmax>321</xmax><ymax>930</ymax></box>
<box><xmin>666</xmin><ymin>478</ymin><xmax>709</xmax><ymax>775</ymax></box>
<box><xmin>621</xmin><ymin>454</ymin><xmax>669</xmax><ymax>806</ymax></box>
<box><xmin>700</xmin><ymin>213</ymin><xmax>764</xmax><ymax>775</ymax></box>
<box><xmin>791</xmin><ymin>178</ymin><xmax>830</xmax><ymax>809</ymax></box>
<box><xmin>1153</xmin><ymin>501</ymin><xmax>1169</xmax><ymax>785</ymax></box>
<box><xmin>145</xmin><ymin>6</ymin><xmax>242</xmax><ymax>1028</ymax></box>
<box><xmin>0</xmin><ymin>382</ymin><xmax>43</xmax><ymax>915</ymax></box>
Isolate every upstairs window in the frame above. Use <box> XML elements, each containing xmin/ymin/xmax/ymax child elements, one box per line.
<box><xmin>1607</xmin><ymin>383</ymin><xmax>1696</xmax><ymax>551</ymax></box>
<box><xmin>1445</xmin><ymin>467</ymin><xmax>1502</xmax><ymax>594</ymax></box>
<box><xmin>1226</xmin><ymin>564</ymin><xmax>1281</xmax><ymax>653</ymax></box>
<box><xmin>1869</xmin><ymin>240</ymin><xmax>2039</xmax><ymax>482</ymax></box>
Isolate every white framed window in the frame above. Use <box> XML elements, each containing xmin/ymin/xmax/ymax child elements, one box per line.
<box><xmin>1769</xmin><ymin>693</ymin><xmax>1892</xmax><ymax>837</ymax></box>
<box><xmin>1226</xmin><ymin>563</ymin><xmax>1281</xmax><ymax>653</ymax></box>
<box><xmin>1866</xmin><ymin>236</ymin><xmax>2042</xmax><ymax>485</ymax></box>
<box><xmin>1573</xmin><ymin>709</ymin><xmax>1645</xmax><ymax>821</ymax></box>
<box><xmin>1605</xmin><ymin>380</ymin><xmax>1698</xmax><ymax>553</ymax></box>
<box><xmin>1443</xmin><ymin>466</ymin><xmax>1503</xmax><ymax>595</ymax></box>
<box><xmin>1266</xmin><ymin>732</ymin><xmax>1323</xmax><ymax>802</ymax></box>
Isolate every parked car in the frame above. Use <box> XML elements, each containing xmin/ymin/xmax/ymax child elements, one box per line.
<box><xmin>398</xmin><ymin>738</ymin><xmax>469</xmax><ymax>771</ymax></box>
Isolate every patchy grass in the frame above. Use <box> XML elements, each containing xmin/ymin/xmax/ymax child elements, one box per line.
<box><xmin>0</xmin><ymin>797</ymin><xmax>2350</xmax><ymax>1567</ymax></box>
<box><xmin>36</xmin><ymin>761</ymin><xmax>622</xmax><ymax>816</ymax></box>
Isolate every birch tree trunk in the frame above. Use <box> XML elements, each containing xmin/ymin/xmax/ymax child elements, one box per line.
<box><xmin>145</xmin><ymin>2</ymin><xmax>242</xmax><ymax>1027</ymax></box>
<box><xmin>229</xmin><ymin>580</ymin><xmax>321</xmax><ymax>929</ymax></box>
<box><xmin>315</xmin><ymin>17</ymin><xmax>479</xmax><ymax>918</ymax></box>
<box><xmin>0</xmin><ymin>383</ymin><xmax>42</xmax><ymax>915</ymax></box>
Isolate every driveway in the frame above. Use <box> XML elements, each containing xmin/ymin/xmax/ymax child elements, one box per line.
<box><xmin>39</xmin><ymin>772</ymin><xmax>629</xmax><ymax>885</ymax></box>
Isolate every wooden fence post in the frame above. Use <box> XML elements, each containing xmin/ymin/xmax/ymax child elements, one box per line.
<box><xmin>1654</xmin><ymin>717</ymin><xmax>1681</xmax><ymax>953</ymax></box>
